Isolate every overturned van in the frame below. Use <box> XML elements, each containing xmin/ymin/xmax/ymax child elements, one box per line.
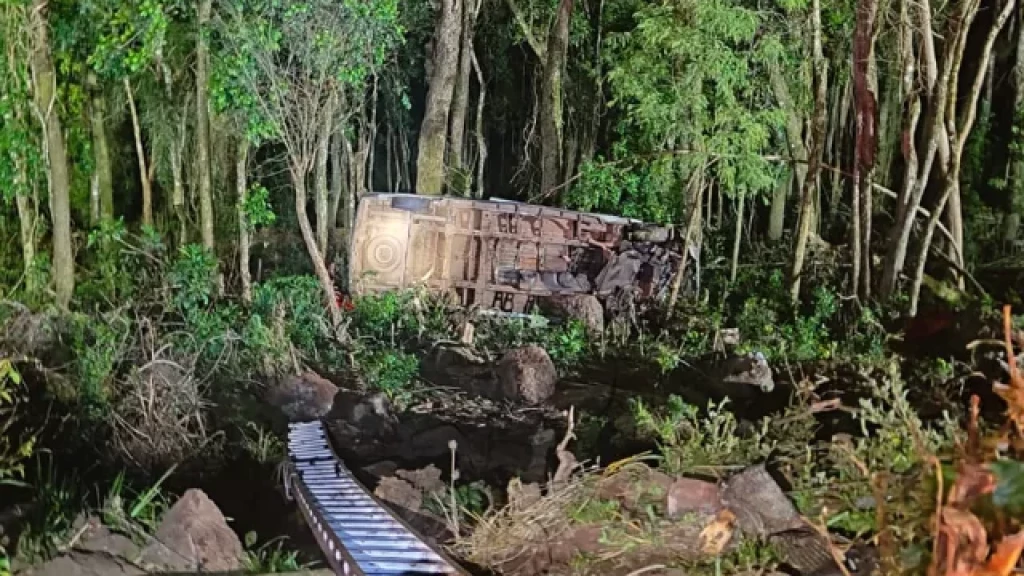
<box><xmin>348</xmin><ymin>193</ymin><xmax>691</xmax><ymax>316</ymax></box>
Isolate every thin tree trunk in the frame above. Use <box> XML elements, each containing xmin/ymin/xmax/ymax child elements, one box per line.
<box><xmin>11</xmin><ymin>110</ymin><xmax>38</xmax><ymax>295</ymax></box>
<box><xmin>852</xmin><ymin>0</ymin><xmax>879</xmax><ymax>298</ymax></box>
<box><xmin>366</xmin><ymin>76</ymin><xmax>378</xmax><ymax>193</ymax></box>
<box><xmin>730</xmin><ymin>194</ymin><xmax>745</xmax><ymax>283</ymax></box>
<box><xmin>386</xmin><ymin>128</ymin><xmax>394</xmax><ymax>193</ymax></box>
<box><xmin>1006</xmin><ymin>14</ymin><xmax>1024</xmax><ymax>243</ymax></box>
<box><xmin>15</xmin><ymin>193</ymin><xmax>37</xmax><ymax>293</ymax></box>
<box><xmin>450</xmin><ymin>0</ymin><xmax>481</xmax><ymax>177</ymax></box>
<box><xmin>879</xmin><ymin>0</ymin><xmax>967</xmax><ymax>298</ymax></box>
<box><xmin>830</xmin><ymin>77</ymin><xmax>853</xmax><ymax>219</ymax></box>
<box><xmin>907</xmin><ymin>0</ymin><xmax>1014</xmax><ymax>311</ymax></box>
<box><xmin>196</xmin><ymin>0</ymin><xmax>215</xmax><ymax>251</ymax></box>
<box><xmin>124</xmin><ymin>78</ymin><xmax>153</xmax><ymax>228</ymax></box>
<box><xmin>790</xmin><ymin>0</ymin><xmax>828</xmax><ymax>303</ymax></box>
<box><xmin>329</xmin><ymin>131</ymin><xmax>345</xmax><ymax>231</ymax></box>
<box><xmin>666</xmin><ymin>165</ymin><xmax>706</xmax><ymax>314</ymax></box>
<box><xmin>237</xmin><ymin>140</ymin><xmax>252</xmax><ymax>303</ymax></box>
<box><xmin>472</xmin><ymin>49</ymin><xmax>487</xmax><ymax>198</ymax></box>
<box><xmin>909</xmin><ymin>185</ymin><xmax>952</xmax><ymax>316</ymax></box>
<box><xmin>416</xmin><ymin>0</ymin><xmax>463</xmax><ymax>195</ymax></box>
<box><xmin>316</xmin><ymin>94</ymin><xmax>335</xmax><ymax>257</ymax></box>
<box><xmin>87</xmin><ymin>72</ymin><xmax>113</xmax><ymax>222</ymax></box>
<box><xmin>539</xmin><ymin>0</ymin><xmax>575</xmax><ymax>198</ymax></box>
<box><xmin>770</xmin><ymin>63</ymin><xmax>809</xmax><ymax>220</ymax></box>
<box><xmin>768</xmin><ymin>168</ymin><xmax>791</xmax><ymax>242</ymax></box>
<box><xmin>343</xmin><ymin>138</ymin><xmax>359</xmax><ymax>234</ymax></box>
<box><xmin>171</xmin><ymin>99</ymin><xmax>188</xmax><ymax>246</ymax></box>
<box><xmin>292</xmin><ymin>167</ymin><xmax>344</xmax><ymax>333</ymax></box>
<box><xmin>29</xmin><ymin>0</ymin><xmax>73</xmax><ymax>307</ymax></box>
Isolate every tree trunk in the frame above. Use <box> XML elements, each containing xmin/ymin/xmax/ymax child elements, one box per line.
<box><xmin>365</xmin><ymin>76</ymin><xmax>379</xmax><ymax>194</ymax></box>
<box><xmin>329</xmin><ymin>131</ymin><xmax>345</xmax><ymax>232</ymax></box>
<box><xmin>790</xmin><ymin>0</ymin><xmax>827</xmax><ymax>303</ymax></box>
<box><xmin>29</xmin><ymin>0</ymin><xmax>74</xmax><ymax>308</ymax></box>
<box><xmin>666</xmin><ymin>165</ymin><xmax>706</xmax><ymax>314</ymax></box>
<box><xmin>900</xmin><ymin>0</ymin><xmax>1013</xmax><ymax>308</ymax></box>
<box><xmin>15</xmin><ymin>193</ymin><xmax>37</xmax><ymax>294</ymax></box>
<box><xmin>768</xmin><ymin>168</ymin><xmax>791</xmax><ymax>242</ymax></box>
<box><xmin>12</xmin><ymin>113</ymin><xmax>38</xmax><ymax>295</ymax></box>
<box><xmin>539</xmin><ymin>0</ymin><xmax>575</xmax><ymax>198</ymax></box>
<box><xmin>449</xmin><ymin>0</ymin><xmax>481</xmax><ymax>177</ymax></box>
<box><xmin>852</xmin><ymin>0</ymin><xmax>879</xmax><ymax>299</ymax></box>
<box><xmin>1006</xmin><ymin>12</ymin><xmax>1024</xmax><ymax>241</ymax></box>
<box><xmin>124</xmin><ymin>78</ymin><xmax>153</xmax><ymax>228</ymax></box>
<box><xmin>196</xmin><ymin>0</ymin><xmax>215</xmax><ymax>251</ymax></box>
<box><xmin>292</xmin><ymin>167</ymin><xmax>344</xmax><ymax>333</ymax></box>
<box><xmin>471</xmin><ymin>48</ymin><xmax>487</xmax><ymax>198</ymax></box>
<box><xmin>730</xmin><ymin>194</ymin><xmax>745</xmax><ymax>283</ymax></box>
<box><xmin>416</xmin><ymin>0</ymin><xmax>463</xmax><ymax>195</ymax></box>
<box><xmin>343</xmin><ymin>138</ymin><xmax>360</xmax><ymax>234</ymax></box>
<box><xmin>171</xmin><ymin>99</ymin><xmax>188</xmax><ymax>246</ymax></box>
<box><xmin>316</xmin><ymin>94</ymin><xmax>335</xmax><ymax>257</ymax></box>
<box><xmin>770</xmin><ymin>63</ymin><xmax>809</xmax><ymax>220</ymax></box>
<box><xmin>87</xmin><ymin>73</ymin><xmax>113</xmax><ymax>223</ymax></box>
<box><xmin>237</xmin><ymin>140</ymin><xmax>252</xmax><ymax>303</ymax></box>
<box><xmin>879</xmin><ymin>0</ymin><xmax>967</xmax><ymax>298</ymax></box>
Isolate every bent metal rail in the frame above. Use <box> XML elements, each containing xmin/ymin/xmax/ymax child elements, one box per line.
<box><xmin>284</xmin><ymin>420</ymin><xmax>468</xmax><ymax>575</ymax></box>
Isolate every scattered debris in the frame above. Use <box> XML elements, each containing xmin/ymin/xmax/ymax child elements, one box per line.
<box><xmin>375</xmin><ymin>476</ymin><xmax>424</xmax><ymax>511</ymax></box>
<box><xmin>665</xmin><ymin>477</ymin><xmax>723</xmax><ymax>519</ymax></box>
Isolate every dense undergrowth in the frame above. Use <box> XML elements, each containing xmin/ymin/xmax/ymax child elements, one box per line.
<box><xmin>0</xmin><ymin>222</ymin><xmax>1017</xmax><ymax>575</ymax></box>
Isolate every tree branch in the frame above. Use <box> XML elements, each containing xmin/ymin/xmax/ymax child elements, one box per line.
<box><xmin>505</xmin><ymin>0</ymin><xmax>546</xmax><ymax>58</ymax></box>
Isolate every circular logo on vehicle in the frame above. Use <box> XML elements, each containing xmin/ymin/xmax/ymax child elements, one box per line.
<box><xmin>364</xmin><ymin>235</ymin><xmax>403</xmax><ymax>274</ymax></box>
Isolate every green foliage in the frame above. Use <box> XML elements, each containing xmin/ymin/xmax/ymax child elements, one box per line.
<box><xmin>354</xmin><ymin>348</ymin><xmax>419</xmax><ymax>401</ymax></box>
<box><xmin>631</xmin><ymin>395</ymin><xmax>766</xmax><ymax>474</ymax></box>
<box><xmin>242</xmin><ymin>183</ymin><xmax>277</xmax><ymax>230</ymax></box>
<box><xmin>787</xmin><ymin>359</ymin><xmax>959</xmax><ymax>538</ymax></box>
<box><xmin>0</xmin><ymin>359</ymin><xmax>34</xmax><ymax>487</ymax></box>
<box><xmin>251</xmin><ymin>275</ymin><xmax>330</xmax><ymax>355</ymax></box>
<box><xmin>591</xmin><ymin>0</ymin><xmax>786</xmax><ymax>223</ymax></box>
<box><xmin>85</xmin><ymin>0</ymin><xmax>171</xmax><ymax>78</ymax></box>
<box><xmin>68</xmin><ymin>311</ymin><xmax>129</xmax><ymax>415</ymax></box>
<box><xmin>15</xmin><ymin>455</ymin><xmax>85</xmax><ymax>564</ymax></box>
<box><xmin>242</xmin><ymin>532</ymin><xmax>304</xmax><ymax>573</ymax></box>
<box><xmin>102</xmin><ymin>464</ymin><xmax>176</xmax><ymax>534</ymax></box>
<box><xmin>76</xmin><ymin>221</ymin><xmax>166</xmax><ymax>310</ymax></box>
<box><xmin>211</xmin><ymin>0</ymin><xmax>402</xmax><ymax>144</ymax></box>
<box><xmin>565</xmin><ymin>159</ymin><xmax>672</xmax><ymax>224</ymax></box>
<box><xmin>169</xmin><ymin>244</ymin><xmax>219</xmax><ymax>314</ymax></box>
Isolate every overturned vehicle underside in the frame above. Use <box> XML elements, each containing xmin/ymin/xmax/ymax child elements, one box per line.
<box><xmin>348</xmin><ymin>193</ymin><xmax>694</xmax><ymax>318</ymax></box>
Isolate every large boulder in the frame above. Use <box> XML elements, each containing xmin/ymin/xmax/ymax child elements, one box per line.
<box><xmin>539</xmin><ymin>294</ymin><xmax>605</xmax><ymax>334</ymax></box>
<box><xmin>140</xmin><ymin>489</ymin><xmax>243</xmax><ymax>572</ymax></box>
<box><xmin>266</xmin><ymin>370</ymin><xmax>339</xmax><ymax>421</ymax></box>
<box><xmin>496</xmin><ymin>346</ymin><xmax>557</xmax><ymax>405</ymax></box>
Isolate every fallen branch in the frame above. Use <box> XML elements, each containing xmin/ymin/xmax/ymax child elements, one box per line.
<box><xmin>550</xmin><ymin>405</ymin><xmax>578</xmax><ymax>490</ymax></box>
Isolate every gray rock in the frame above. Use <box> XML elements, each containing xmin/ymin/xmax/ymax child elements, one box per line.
<box><xmin>496</xmin><ymin>346</ymin><xmax>557</xmax><ymax>405</ymax></box>
<box><xmin>19</xmin><ymin>552</ymin><xmax>144</xmax><ymax>576</ymax></box>
<box><xmin>539</xmin><ymin>294</ymin><xmax>605</xmax><ymax>334</ymax></box>
<box><xmin>139</xmin><ymin>489</ymin><xmax>243</xmax><ymax>572</ymax></box>
<box><xmin>266</xmin><ymin>371</ymin><xmax>339</xmax><ymax>421</ymax></box>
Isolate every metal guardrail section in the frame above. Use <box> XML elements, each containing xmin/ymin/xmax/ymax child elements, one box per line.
<box><xmin>284</xmin><ymin>421</ymin><xmax>468</xmax><ymax>576</ymax></box>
